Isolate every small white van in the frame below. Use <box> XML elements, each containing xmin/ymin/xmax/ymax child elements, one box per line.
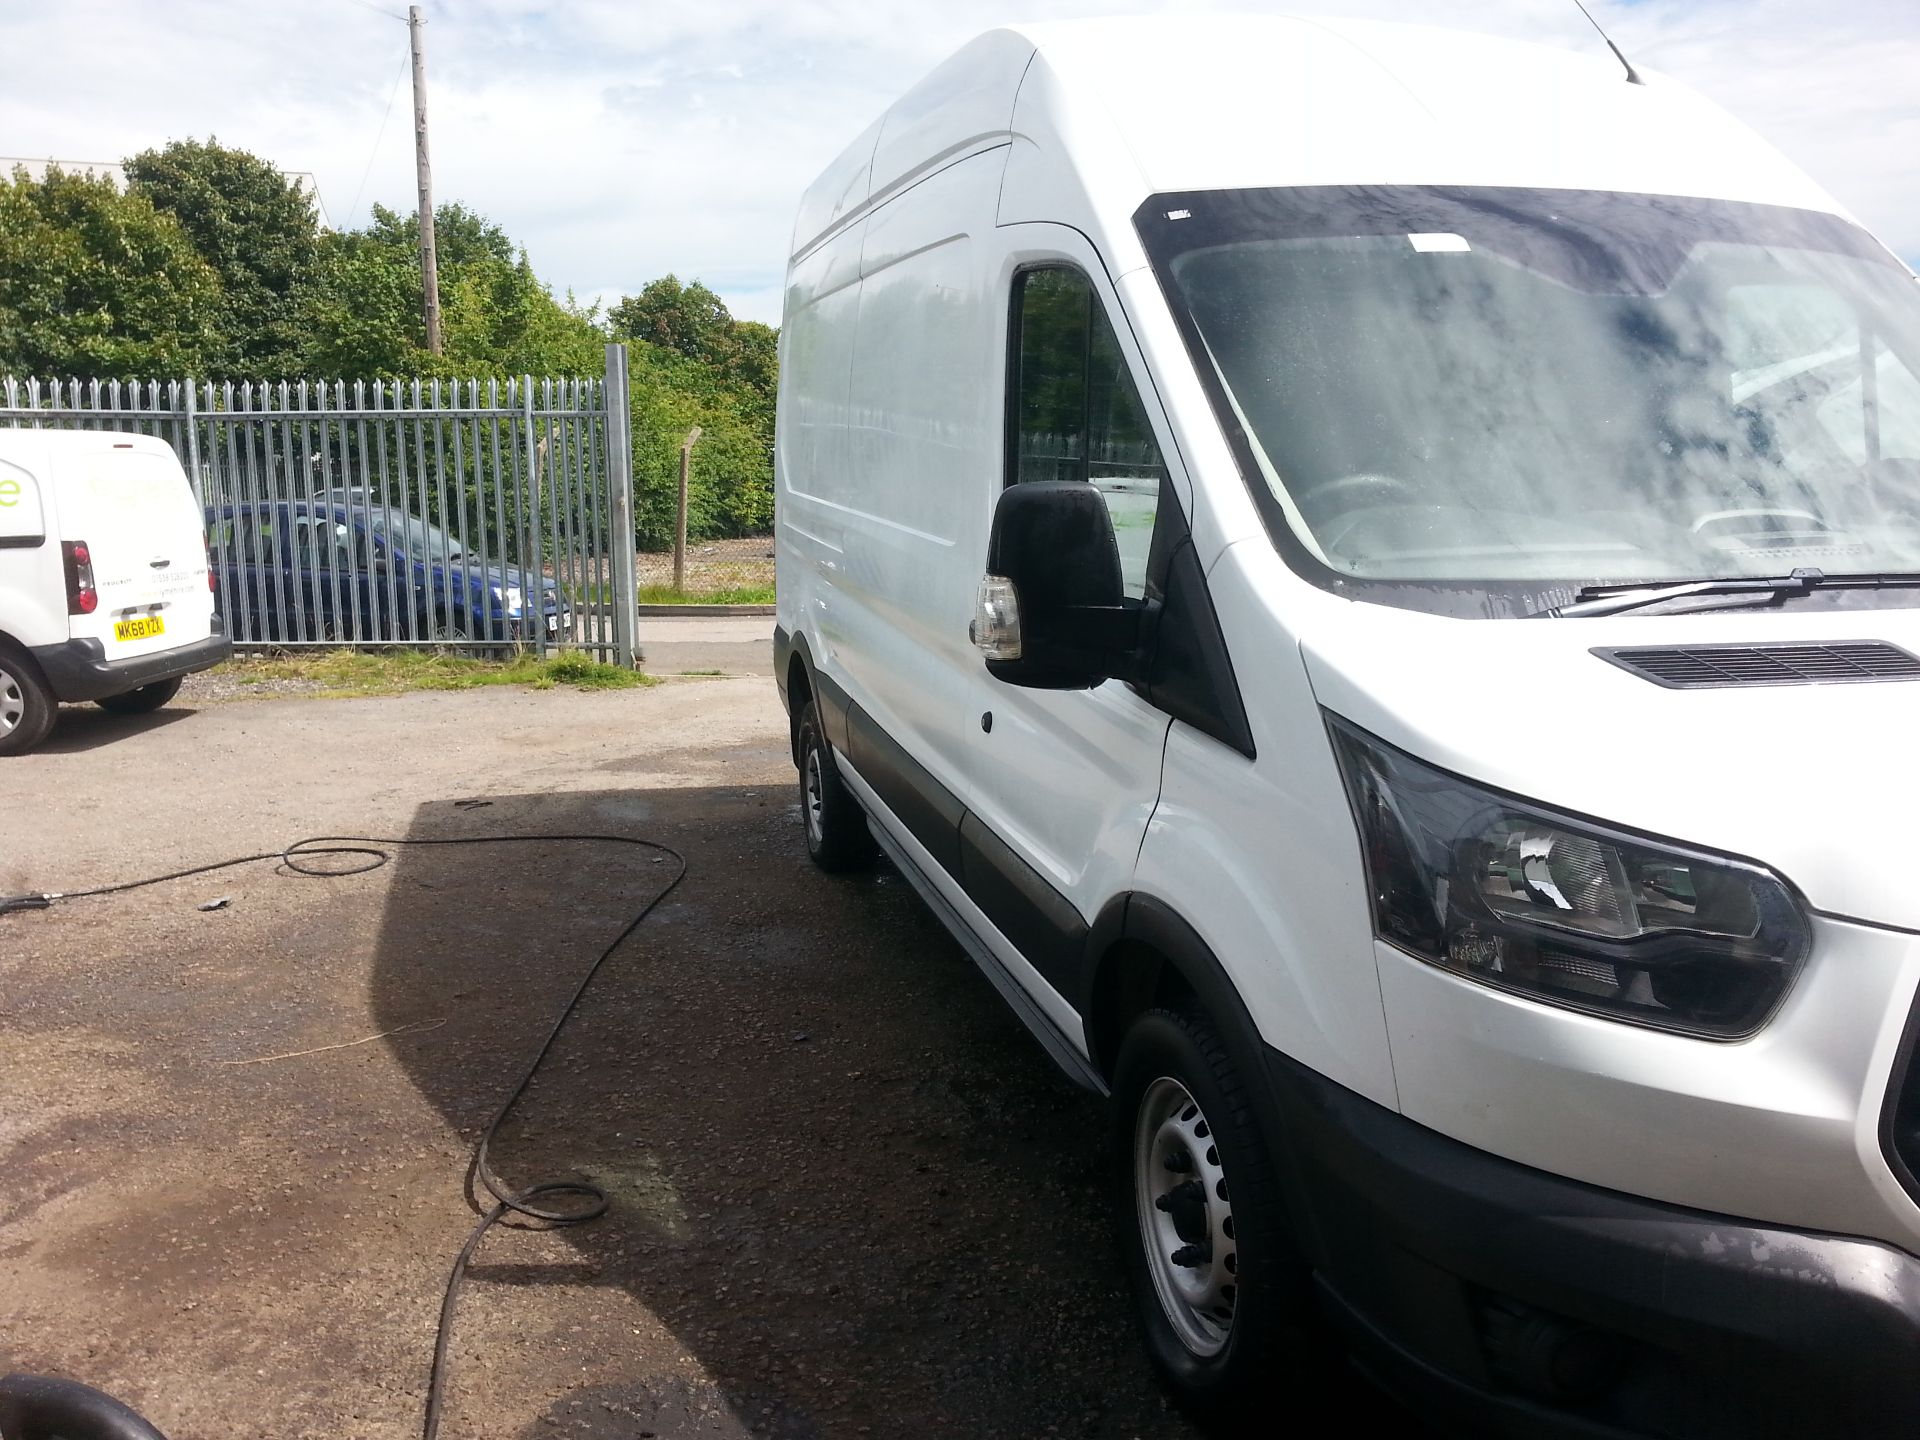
<box><xmin>773</xmin><ymin>14</ymin><xmax>1920</xmax><ymax>1437</ymax></box>
<box><xmin>0</xmin><ymin>431</ymin><xmax>230</xmax><ymax>754</ymax></box>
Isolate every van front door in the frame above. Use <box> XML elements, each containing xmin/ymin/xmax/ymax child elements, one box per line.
<box><xmin>961</xmin><ymin>251</ymin><xmax>1180</xmax><ymax>1025</ymax></box>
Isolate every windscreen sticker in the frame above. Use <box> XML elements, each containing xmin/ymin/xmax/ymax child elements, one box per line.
<box><xmin>1406</xmin><ymin>231</ymin><xmax>1472</xmax><ymax>253</ymax></box>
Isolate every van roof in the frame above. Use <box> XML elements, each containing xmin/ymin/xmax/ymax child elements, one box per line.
<box><xmin>793</xmin><ymin>14</ymin><xmax>1849</xmax><ymax>261</ymax></box>
<box><xmin>0</xmin><ymin>429</ymin><xmax>179</xmax><ymax>470</ymax></box>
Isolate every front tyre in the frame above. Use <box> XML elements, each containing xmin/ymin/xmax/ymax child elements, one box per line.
<box><xmin>96</xmin><ymin>676</ymin><xmax>184</xmax><ymax>716</ymax></box>
<box><xmin>1114</xmin><ymin>1006</ymin><xmax>1312</xmax><ymax>1423</ymax></box>
<box><xmin>795</xmin><ymin>700</ymin><xmax>876</xmax><ymax>872</ymax></box>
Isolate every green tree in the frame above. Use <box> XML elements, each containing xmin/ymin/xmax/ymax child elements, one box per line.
<box><xmin>123</xmin><ymin>138</ymin><xmax>319</xmax><ymax>377</ymax></box>
<box><xmin>296</xmin><ymin>202</ymin><xmax>604</xmax><ymax>379</ymax></box>
<box><xmin>609</xmin><ymin>275</ymin><xmax>736</xmax><ymax>366</ymax></box>
<box><xmin>608</xmin><ymin>277</ymin><xmax>778</xmax><ymax>542</ymax></box>
<box><xmin>620</xmin><ymin>341</ymin><xmax>773</xmax><ymax>548</ymax></box>
<box><xmin>0</xmin><ymin>164</ymin><xmax>222</xmax><ymax>376</ymax></box>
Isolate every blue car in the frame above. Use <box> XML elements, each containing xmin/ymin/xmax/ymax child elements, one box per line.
<box><xmin>205</xmin><ymin>498</ymin><xmax>571</xmax><ymax>646</ymax></box>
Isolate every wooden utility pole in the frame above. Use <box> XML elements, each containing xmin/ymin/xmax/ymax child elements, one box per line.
<box><xmin>673</xmin><ymin>426</ymin><xmax>702</xmax><ymax>592</ymax></box>
<box><xmin>408</xmin><ymin>5</ymin><xmax>443</xmax><ymax>355</ymax></box>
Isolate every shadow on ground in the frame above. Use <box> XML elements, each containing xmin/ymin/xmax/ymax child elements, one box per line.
<box><xmin>365</xmin><ymin>784</ymin><xmax>1434</xmax><ymax>1439</ymax></box>
<box><xmin>38</xmin><ymin>704</ymin><xmax>197</xmax><ymax>754</ymax></box>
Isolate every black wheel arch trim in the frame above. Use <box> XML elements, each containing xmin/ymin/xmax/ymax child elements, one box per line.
<box><xmin>1081</xmin><ymin>891</ymin><xmax>1329</xmax><ymax>1266</ymax></box>
<box><xmin>780</xmin><ymin>630</ymin><xmax>852</xmax><ymax>762</ymax></box>
<box><xmin>773</xmin><ymin>623</ymin><xmax>793</xmax><ymax>711</ymax></box>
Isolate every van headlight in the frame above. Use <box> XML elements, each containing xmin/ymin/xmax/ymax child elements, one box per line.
<box><xmin>1327</xmin><ymin>715</ymin><xmax>1809</xmax><ymax>1038</ymax></box>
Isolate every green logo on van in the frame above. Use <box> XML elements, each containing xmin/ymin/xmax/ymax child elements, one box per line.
<box><xmin>0</xmin><ymin>477</ymin><xmax>19</xmax><ymax>507</ymax></box>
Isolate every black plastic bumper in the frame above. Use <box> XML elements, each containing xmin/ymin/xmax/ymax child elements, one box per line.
<box><xmin>32</xmin><ymin>620</ymin><xmax>232</xmax><ymax>702</ymax></box>
<box><xmin>1265</xmin><ymin>1045</ymin><xmax>1920</xmax><ymax>1438</ymax></box>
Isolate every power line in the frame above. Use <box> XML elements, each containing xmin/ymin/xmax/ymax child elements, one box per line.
<box><xmin>346</xmin><ymin>45</ymin><xmax>411</xmax><ymax>229</ymax></box>
<box><xmin>334</xmin><ymin>0</ymin><xmax>410</xmax><ymax>21</ymax></box>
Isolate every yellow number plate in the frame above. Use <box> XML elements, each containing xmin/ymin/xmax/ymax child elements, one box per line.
<box><xmin>114</xmin><ymin>615</ymin><xmax>165</xmax><ymax>642</ymax></box>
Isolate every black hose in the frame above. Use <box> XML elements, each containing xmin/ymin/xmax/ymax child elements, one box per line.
<box><xmin>5</xmin><ymin>825</ymin><xmax>688</xmax><ymax>1440</ymax></box>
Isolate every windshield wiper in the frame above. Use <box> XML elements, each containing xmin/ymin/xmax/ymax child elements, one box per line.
<box><xmin>1544</xmin><ymin>568</ymin><xmax>1920</xmax><ymax>618</ymax></box>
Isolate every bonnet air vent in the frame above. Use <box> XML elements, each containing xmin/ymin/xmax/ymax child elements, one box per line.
<box><xmin>1596</xmin><ymin>641</ymin><xmax>1920</xmax><ymax>689</ymax></box>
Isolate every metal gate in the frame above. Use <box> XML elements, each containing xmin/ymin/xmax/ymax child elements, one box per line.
<box><xmin>0</xmin><ymin>343</ymin><xmax>638</xmax><ymax>665</ymax></box>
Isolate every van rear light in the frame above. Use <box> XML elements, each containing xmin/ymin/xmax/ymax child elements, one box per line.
<box><xmin>62</xmin><ymin>540</ymin><xmax>98</xmax><ymax>615</ymax></box>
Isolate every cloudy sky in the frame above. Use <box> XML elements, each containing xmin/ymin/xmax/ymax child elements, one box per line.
<box><xmin>3</xmin><ymin>0</ymin><xmax>1915</xmax><ymax>324</ymax></box>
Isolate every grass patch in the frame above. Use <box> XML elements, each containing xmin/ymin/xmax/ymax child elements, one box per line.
<box><xmin>638</xmin><ymin>583</ymin><xmax>776</xmax><ymax>606</ymax></box>
<box><xmin>218</xmin><ymin>648</ymin><xmax>654</xmax><ymax>698</ymax></box>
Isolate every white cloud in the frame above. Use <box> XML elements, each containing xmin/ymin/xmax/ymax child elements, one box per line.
<box><xmin>2</xmin><ymin>0</ymin><xmax>1914</xmax><ymax>325</ymax></box>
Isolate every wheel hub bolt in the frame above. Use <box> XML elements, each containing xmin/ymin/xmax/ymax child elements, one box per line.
<box><xmin>1170</xmin><ymin>1242</ymin><xmax>1212</xmax><ymax>1268</ymax></box>
<box><xmin>1155</xmin><ymin>1180</ymin><xmax>1204</xmax><ymax>1214</ymax></box>
<box><xmin>1163</xmin><ymin>1151</ymin><xmax>1193</xmax><ymax>1173</ymax></box>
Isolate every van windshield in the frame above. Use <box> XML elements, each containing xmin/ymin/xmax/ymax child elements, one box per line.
<box><xmin>1139</xmin><ymin>187</ymin><xmax>1920</xmax><ymax>610</ymax></box>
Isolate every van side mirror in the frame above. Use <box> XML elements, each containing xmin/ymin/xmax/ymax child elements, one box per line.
<box><xmin>973</xmin><ymin>482</ymin><xmax>1146</xmax><ymax>690</ymax></box>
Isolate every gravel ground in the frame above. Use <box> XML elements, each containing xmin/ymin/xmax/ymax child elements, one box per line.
<box><xmin>0</xmin><ymin>679</ymin><xmax>1429</xmax><ymax>1439</ymax></box>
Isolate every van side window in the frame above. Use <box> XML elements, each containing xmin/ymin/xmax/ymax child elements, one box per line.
<box><xmin>1009</xmin><ymin>266</ymin><xmax>1168</xmax><ymax>598</ymax></box>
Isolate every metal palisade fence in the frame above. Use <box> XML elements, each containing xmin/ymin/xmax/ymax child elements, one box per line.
<box><xmin>0</xmin><ymin>343</ymin><xmax>640</xmax><ymax>665</ymax></box>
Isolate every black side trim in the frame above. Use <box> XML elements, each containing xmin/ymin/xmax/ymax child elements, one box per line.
<box><xmin>958</xmin><ymin>812</ymin><xmax>1087</xmax><ymax>997</ymax></box>
<box><xmin>773</xmin><ymin>624</ymin><xmax>793</xmax><ymax>711</ymax></box>
<box><xmin>830</xmin><ymin>700</ymin><xmax>1098</xmax><ymax>1077</ymax></box>
<box><xmin>813</xmin><ymin>668</ymin><xmax>852</xmax><ymax>755</ymax></box>
<box><xmin>845</xmin><ymin>702</ymin><xmax>965</xmax><ymax>880</ymax></box>
<box><xmin>866</xmin><ymin>816</ymin><xmax>1105</xmax><ymax>1095</ymax></box>
<box><xmin>0</xmin><ymin>534</ymin><xmax>45</xmax><ymax>549</ymax></box>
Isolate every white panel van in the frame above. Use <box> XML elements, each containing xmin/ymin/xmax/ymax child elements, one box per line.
<box><xmin>0</xmin><ymin>431</ymin><xmax>231</xmax><ymax>754</ymax></box>
<box><xmin>773</xmin><ymin>16</ymin><xmax>1920</xmax><ymax>1436</ymax></box>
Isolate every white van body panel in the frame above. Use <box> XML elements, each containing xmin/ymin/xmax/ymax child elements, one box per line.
<box><xmin>0</xmin><ymin>432</ymin><xmax>214</xmax><ymax>657</ymax></box>
<box><xmin>0</xmin><ymin>452</ymin><xmax>59</xmax><ymax>644</ymax></box>
<box><xmin>0</xmin><ymin>431</ymin><xmax>226</xmax><ymax>739</ymax></box>
<box><xmin>1003</xmin><ymin>15</ymin><xmax>1850</xmax><ymax>220</ymax></box>
<box><xmin>779</xmin><ymin>19</ymin><xmax>1920</xmax><ymax>1415</ymax></box>
<box><xmin>61</xmin><ymin>441</ymin><xmax>216</xmax><ymax>661</ymax></box>
<box><xmin>1137</xmin><ymin>534</ymin><xmax>1397</xmax><ymax>1106</ymax></box>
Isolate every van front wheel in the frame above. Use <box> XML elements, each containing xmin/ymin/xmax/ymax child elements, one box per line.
<box><xmin>1114</xmin><ymin>1005</ymin><xmax>1314</xmax><ymax>1422</ymax></box>
<box><xmin>0</xmin><ymin>648</ymin><xmax>56</xmax><ymax>756</ymax></box>
<box><xmin>96</xmin><ymin>676</ymin><xmax>183</xmax><ymax>716</ymax></box>
<box><xmin>796</xmin><ymin>700</ymin><xmax>876</xmax><ymax>872</ymax></box>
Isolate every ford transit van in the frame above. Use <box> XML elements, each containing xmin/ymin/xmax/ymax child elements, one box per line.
<box><xmin>0</xmin><ymin>431</ymin><xmax>230</xmax><ymax>754</ymax></box>
<box><xmin>772</xmin><ymin>16</ymin><xmax>1920</xmax><ymax>1436</ymax></box>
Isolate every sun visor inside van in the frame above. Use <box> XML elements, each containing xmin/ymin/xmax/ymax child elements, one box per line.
<box><xmin>0</xmin><ymin>460</ymin><xmax>45</xmax><ymax>548</ymax></box>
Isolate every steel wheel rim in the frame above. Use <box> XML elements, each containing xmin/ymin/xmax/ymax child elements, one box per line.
<box><xmin>1134</xmin><ymin>1075</ymin><xmax>1237</xmax><ymax>1358</ymax></box>
<box><xmin>0</xmin><ymin>664</ymin><xmax>23</xmax><ymax>735</ymax></box>
<box><xmin>804</xmin><ymin>747</ymin><xmax>826</xmax><ymax>845</ymax></box>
